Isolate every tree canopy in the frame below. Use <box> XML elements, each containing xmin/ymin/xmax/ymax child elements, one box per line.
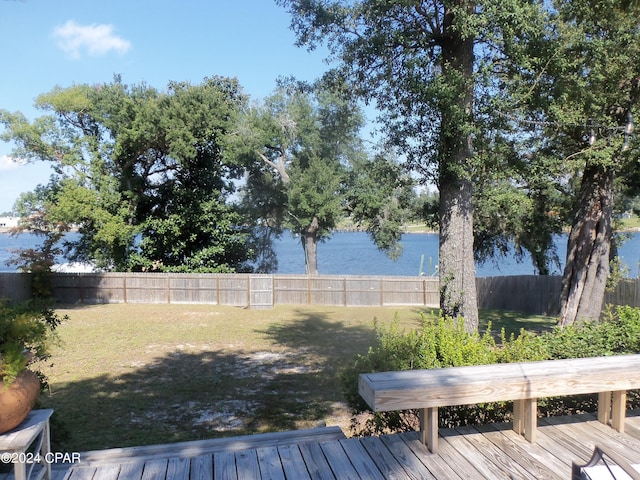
<box><xmin>494</xmin><ymin>0</ymin><xmax>640</xmax><ymax>324</ymax></box>
<box><xmin>2</xmin><ymin>1</ymin><xmax>638</xmax><ymax>329</ymax></box>
<box><xmin>277</xmin><ymin>0</ymin><xmax>640</xmax><ymax>328</ymax></box>
<box><xmin>276</xmin><ymin>0</ymin><xmax>553</xmax><ymax>330</ymax></box>
<box><xmin>237</xmin><ymin>78</ymin><xmax>412</xmax><ymax>275</ymax></box>
<box><xmin>0</xmin><ymin>76</ymin><xmax>255</xmax><ymax>272</ymax></box>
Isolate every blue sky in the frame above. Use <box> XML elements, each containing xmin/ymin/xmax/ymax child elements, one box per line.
<box><xmin>0</xmin><ymin>0</ymin><xmax>334</xmax><ymax>213</ymax></box>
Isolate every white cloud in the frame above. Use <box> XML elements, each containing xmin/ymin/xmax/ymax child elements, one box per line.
<box><xmin>53</xmin><ymin>20</ymin><xmax>131</xmax><ymax>59</ymax></box>
<box><xmin>0</xmin><ymin>155</ymin><xmax>22</xmax><ymax>171</ymax></box>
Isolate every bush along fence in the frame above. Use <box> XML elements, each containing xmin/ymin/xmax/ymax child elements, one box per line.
<box><xmin>0</xmin><ymin>272</ymin><xmax>638</xmax><ymax>314</ymax></box>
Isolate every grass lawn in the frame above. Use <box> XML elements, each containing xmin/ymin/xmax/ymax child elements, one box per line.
<box><xmin>39</xmin><ymin>304</ymin><xmax>555</xmax><ymax>452</ymax></box>
<box><xmin>622</xmin><ymin>215</ymin><xmax>640</xmax><ymax>230</ymax></box>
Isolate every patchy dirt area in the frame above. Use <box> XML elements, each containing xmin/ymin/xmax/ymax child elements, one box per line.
<box><xmin>42</xmin><ymin>304</ymin><xmax>400</xmax><ymax>450</ymax></box>
<box><xmin>81</xmin><ymin>342</ymin><xmax>357</xmax><ymax>441</ymax></box>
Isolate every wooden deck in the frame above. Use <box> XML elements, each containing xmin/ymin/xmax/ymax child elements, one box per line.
<box><xmin>40</xmin><ymin>412</ymin><xmax>640</xmax><ymax>479</ymax></box>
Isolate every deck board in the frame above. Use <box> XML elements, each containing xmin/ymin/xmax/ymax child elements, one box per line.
<box><xmin>317</xmin><ymin>440</ymin><xmax>360</xmax><ymax>479</ymax></box>
<box><xmin>431</xmin><ymin>428</ymin><xmax>489</xmax><ymax>479</ymax></box>
<box><xmin>338</xmin><ymin>438</ymin><xmax>386</xmax><ymax>480</ymax></box>
<box><xmin>41</xmin><ymin>414</ymin><xmax>640</xmax><ymax>480</ymax></box>
<box><xmin>360</xmin><ymin>435</ymin><xmax>413</xmax><ymax>480</ymax></box>
<box><xmin>92</xmin><ymin>464</ymin><xmax>121</xmax><ymax>480</ymax></box>
<box><xmin>397</xmin><ymin>432</ymin><xmax>464</xmax><ymax>480</ymax></box>
<box><xmin>166</xmin><ymin>457</ymin><xmax>190</xmax><ymax>480</ymax></box>
<box><xmin>379</xmin><ymin>433</ymin><xmax>437</xmax><ymax>479</ymax></box>
<box><xmin>278</xmin><ymin>444</ymin><xmax>312</xmax><ymax>480</ymax></box>
<box><xmin>298</xmin><ymin>441</ymin><xmax>335</xmax><ymax>480</ymax></box>
<box><xmin>212</xmin><ymin>452</ymin><xmax>236</xmax><ymax>480</ymax></box>
<box><xmin>442</xmin><ymin>426</ymin><xmax>518</xmax><ymax>479</ymax></box>
<box><xmin>117</xmin><ymin>462</ymin><xmax>145</xmax><ymax>480</ymax></box>
<box><xmin>256</xmin><ymin>446</ymin><xmax>285</xmax><ymax>480</ymax></box>
<box><xmin>476</xmin><ymin>423</ymin><xmax>569</xmax><ymax>478</ymax></box>
<box><xmin>140</xmin><ymin>458</ymin><xmax>168</xmax><ymax>480</ymax></box>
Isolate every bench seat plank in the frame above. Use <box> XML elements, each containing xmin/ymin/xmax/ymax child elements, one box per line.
<box><xmin>359</xmin><ymin>355</ymin><xmax>640</xmax><ymax>411</ymax></box>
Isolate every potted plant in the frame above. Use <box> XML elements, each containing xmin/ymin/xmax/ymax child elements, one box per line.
<box><xmin>0</xmin><ymin>299</ymin><xmax>63</xmax><ymax>433</ymax></box>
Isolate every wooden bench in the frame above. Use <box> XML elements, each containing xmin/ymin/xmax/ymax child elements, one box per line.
<box><xmin>359</xmin><ymin>354</ymin><xmax>640</xmax><ymax>453</ymax></box>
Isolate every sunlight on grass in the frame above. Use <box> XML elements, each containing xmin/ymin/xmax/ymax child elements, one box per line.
<box><xmin>41</xmin><ymin>303</ymin><xmax>552</xmax><ymax>451</ymax></box>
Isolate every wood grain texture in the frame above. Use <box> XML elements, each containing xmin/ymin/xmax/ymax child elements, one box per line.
<box><xmin>234</xmin><ymin>449</ymin><xmax>261</xmax><ymax>480</ymax></box>
<box><xmin>45</xmin><ymin>415</ymin><xmax>640</xmax><ymax>480</ymax></box>
<box><xmin>359</xmin><ymin>355</ymin><xmax>640</xmax><ymax>412</ymax></box>
<box><xmin>72</xmin><ymin>426</ymin><xmax>345</xmax><ymax>466</ymax></box>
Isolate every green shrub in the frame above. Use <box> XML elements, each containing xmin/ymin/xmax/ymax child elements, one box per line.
<box><xmin>497</xmin><ymin>328</ymin><xmax>548</xmax><ymax>363</ymax></box>
<box><xmin>340</xmin><ymin>313</ymin><xmax>503</xmax><ymax>434</ymax></box>
<box><xmin>341</xmin><ymin>313</ymin><xmax>498</xmax><ymax>406</ymax></box>
<box><xmin>542</xmin><ymin>305</ymin><xmax>640</xmax><ymax>358</ymax></box>
<box><xmin>0</xmin><ymin>299</ymin><xmax>64</xmax><ymax>386</ymax></box>
<box><xmin>341</xmin><ymin>306</ymin><xmax>640</xmax><ymax>436</ymax></box>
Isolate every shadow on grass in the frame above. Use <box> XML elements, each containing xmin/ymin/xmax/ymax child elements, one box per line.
<box><xmin>41</xmin><ymin>305</ymin><xmax>556</xmax><ymax>452</ymax></box>
<box><xmin>258</xmin><ymin>309</ymin><xmax>380</xmax><ymax>359</ymax></box>
<box><xmin>41</xmin><ymin>308</ymin><xmax>383</xmax><ymax>452</ymax></box>
<box><xmin>479</xmin><ymin>309</ymin><xmax>556</xmax><ymax>338</ymax></box>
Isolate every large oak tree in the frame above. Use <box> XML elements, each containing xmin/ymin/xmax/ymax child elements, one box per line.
<box><xmin>239</xmin><ymin>79</ymin><xmax>411</xmax><ymax>274</ymax></box>
<box><xmin>500</xmin><ymin>0</ymin><xmax>640</xmax><ymax>325</ymax></box>
<box><xmin>0</xmin><ymin>76</ymin><xmax>254</xmax><ymax>272</ymax></box>
<box><xmin>277</xmin><ymin>0</ymin><xmax>547</xmax><ymax>330</ymax></box>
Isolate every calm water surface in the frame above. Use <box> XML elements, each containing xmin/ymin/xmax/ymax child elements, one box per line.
<box><xmin>1</xmin><ymin>230</ymin><xmax>638</xmax><ymax>277</ymax></box>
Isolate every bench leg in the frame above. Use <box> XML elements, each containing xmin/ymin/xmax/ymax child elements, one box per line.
<box><xmin>612</xmin><ymin>390</ymin><xmax>627</xmax><ymax>434</ymax></box>
<box><xmin>597</xmin><ymin>391</ymin><xmax>626</xmax><ymax>433</ymax></box>
<box><xmin>420</xmin><ymin>407</ymin><xmax>438</xmax><ymax>454</ymax></box>
<box><xmin>524</xmin><ymin>398</ymin><xmax>537</xmax><ymax>443</ymax></box>
<box><xmin>514</xmin><ymin>399</ymin><xmax>524</xmax><ymax>435</ymax></box>
<box><xmin>598</xmin><ymin>392</ymin><xmax>612</xmax><ymax>425</ymax></box>
<box><xmin>513</xmin><ymin>398</ymin><xmax>537</xmax><ymax>443</ymax></box>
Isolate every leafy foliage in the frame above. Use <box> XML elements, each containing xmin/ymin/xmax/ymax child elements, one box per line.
<box><xmin>238</xmin><ymin>78</ymin><xmax>411</xmax><ymax>274</ymax></box>
<box><xmin>492</xmin><ymin>0</ymin><xmax>640</xmax><ymax>324</ymax></box>
<box><xmin>0</xmin><ymin>299</ymin><xmax>65</xmax><ymax>386</ymax></box>
<box><xmin>0</xmin><ymin>76</ymin><xmax>255</xmax><ymax>273</ymax></box>
<box><xmin>341</xmin><ymin>306</ymin><xmax>640</xmax><ymax>435</ymax></box>
<box><xmin>276</xmin><ymin>0</ymin><xmax>550</xmax><ymax>326</ymax></box>
<box><xmin>5</xmin><ymin>183</ymin><xmax>71</xmax><ymax>297</ymax></box>
<box><xmin>347</xmin><ymin>154</ymin><xmax>415</xmax><ymax>259</ymax></box>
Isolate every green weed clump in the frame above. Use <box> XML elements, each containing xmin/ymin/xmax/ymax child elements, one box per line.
<box><xmin>341</xmin><ymin>306</ymin><xmax>640</xmax><ymax>436</ymax></box>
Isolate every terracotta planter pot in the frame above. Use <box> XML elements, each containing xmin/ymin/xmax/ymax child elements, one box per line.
<box><xmin>0</xmin><ymin>370</ymin><xmax>41</xmax><ymax>434</ymax></box>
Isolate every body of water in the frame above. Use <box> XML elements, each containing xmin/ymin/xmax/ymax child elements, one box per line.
<box><xmin>276</xmin><ymin>231</ymin><xmax>558</xmax><ymax>277</ymax></box>
<box><xmin>274</xmin><ymin>230</ymin><xmax>640</xmax><ymax>277</ymax></box>
<box><xmin>1</xmin><ymin>230</ymin><xmax>638</xmax><ymax>277</ymax></box>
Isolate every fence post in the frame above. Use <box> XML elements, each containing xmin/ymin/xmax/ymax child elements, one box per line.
<box><xmin>247</xmin><ymin>276</ymin><xmax>251</xmax><ymax>308</ymax></box>
<box><xmin>423</xmin><ymin>278</ymin><xmax>427</xmax><ymax>306</ymax></box>
<box><xmin>343</xmin><ymin>277</ymin><xmax>347</xmax><ymax>306</ymax></box>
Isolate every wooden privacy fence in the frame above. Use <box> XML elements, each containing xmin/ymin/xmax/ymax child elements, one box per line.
<box><xmin>476</xmin><ymin>275</ymin><xmax>563</xmax><ymax>314</ymax></box>
<box><xmin>45</xmin><ymin>273</ymin><xmax>441</xmax><ymax>309</ymax></box>
<box><xmin>1</xmin><ymin>272</ymin><xmax>639</xmax><ymax>313</ymax></box>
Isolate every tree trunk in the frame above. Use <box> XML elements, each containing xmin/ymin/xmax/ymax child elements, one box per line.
<box><xmin>439</xmin><ymin>177</ymin><xmax>479</xmax><ymax>331</ymax></box>
<box><xmin>302</xmin><ymin>216</ymin><xmax>319</xmax><ymax>275</ymax></box>
<box><xmin>437</xmin><ymin>1</ymin><xmax>479</xmax><ymax>332</ymax></box>
<box><xmin>559</xmin><ymin>163</ymin><xmax>614</xmax><ymax>326</ymax></box>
